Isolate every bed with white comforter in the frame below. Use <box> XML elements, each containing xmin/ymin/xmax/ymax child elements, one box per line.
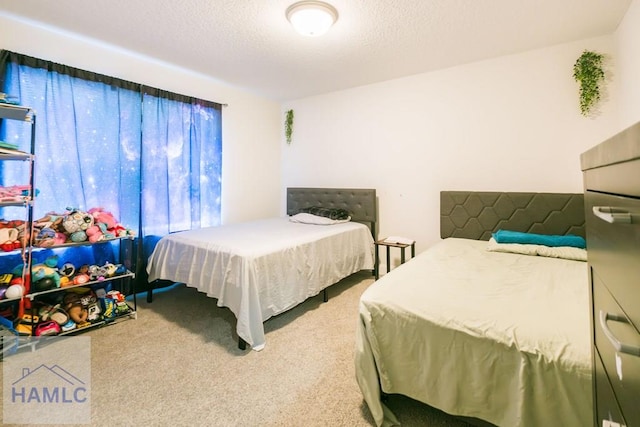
<box><xmin>148</xmin><ymin>215</ymin><xmax>374</xmax><ymax>350</ymax></box>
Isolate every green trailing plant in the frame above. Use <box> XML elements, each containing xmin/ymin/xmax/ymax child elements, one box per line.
<box><xmin>284</xmin><ymin>109</ymin><xmax>294</xmax><ymax>144</ymax></box>
<box><xmin>573</xmin><ymin>50</ymin><xmax>605</xmax><ymax>116</ymax></box>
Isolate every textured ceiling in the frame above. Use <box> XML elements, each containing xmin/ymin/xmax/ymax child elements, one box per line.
<box><xmin>0</xmin><ymin>0</ymin><xmax>632</xmax><ymax>101</ymax></box>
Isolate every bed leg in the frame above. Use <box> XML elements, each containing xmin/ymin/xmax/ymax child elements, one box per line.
<box><xmin>323</xmin><ymin>289</ymin><xmax>328</xmax><ymax>302</ymax></box>
<box><xmin>238</xmin><ymin>337</ymin><xmax>247</xmax><ymax>350</ymax></box>
<box><xmin>146</xmin><ymin>289</ymin><xmax>153</xmax><ymax>303</ymax></box>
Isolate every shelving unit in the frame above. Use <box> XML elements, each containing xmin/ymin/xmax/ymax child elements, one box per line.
<box><xmin>25</xmin><ymin>236</ymin><xmax>138</xmax><ymax>336</ymax></box>
<box><xmin>0</xmin><ymin>103</ymin><xmax>36</xmax><ymax>296</ymax></box>
<box><xmin>0</xmin><ymin>103</ymin><xmax>136</xmax><ymax>349</ymax></box>
<box><xmin>0</xmin><ymin>103</ymin><xmax>37</xmax><ymax>356</ymax></box>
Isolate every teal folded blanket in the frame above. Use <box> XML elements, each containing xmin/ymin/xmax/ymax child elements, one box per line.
<box><xmin>492</xmin><ymin>229</ymin><xmax>586</xmax><ymax>249</ymax></box>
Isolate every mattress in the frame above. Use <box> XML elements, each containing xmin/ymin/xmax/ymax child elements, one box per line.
<box><xmin>355</xmin><ymin>237</ymin><xmax>592</xmax><ymax>427</ymax></box>
<box><xmin>147</xmin><ymin>217</ymin><xmax>374</xmax><ymax>350</ymax></box>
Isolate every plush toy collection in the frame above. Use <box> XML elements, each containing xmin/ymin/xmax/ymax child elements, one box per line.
<box><xmin>13</xmin><ymin>287</ymin><xmax>130</xmax><ymax>336</ymax></box>
<box><xmin>0</xmin><ymin>206</ymin><xmax>135</xmax><ymax>251</ymax></box>
<box><xmin>0</xmin><ymin>254</ymin><xmax>129</xmax><ymax>297</ymax></box>
<box><xmin>35</xmin><ymin>207</ymin><xmax>135</xmax><ymax>247</ymax></box>
<box><xmin>0</xmin><ymin>206</ymin><xmax>135</xmax><ymax>335</ymax></box>
<box><xmin>0</xmin><ymin>184</ymin><xmax>32</xmax><ymax>203</ymax></box>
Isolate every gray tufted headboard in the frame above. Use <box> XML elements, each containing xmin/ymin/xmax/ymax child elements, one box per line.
<box><xmin>440</xmin><ymin>191</ymin><xmax>585</xmax><ymax>240</ymax></box>
<box><xmin>287</xmin><ymin>187</ymin><xmax>377</xmax><ymax>238</ymax></box>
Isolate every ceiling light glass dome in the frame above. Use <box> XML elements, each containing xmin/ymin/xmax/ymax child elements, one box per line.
<box><xmin>286</xmin><ymin>1</ymin><xmax>339</xmax><ymax>37</ymax></box>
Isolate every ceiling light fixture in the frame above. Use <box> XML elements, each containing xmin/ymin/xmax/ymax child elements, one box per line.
<box><xmin>286</xmin><ymin>1</ymin><xmax>338</xmax><ymax>37</ymax></box>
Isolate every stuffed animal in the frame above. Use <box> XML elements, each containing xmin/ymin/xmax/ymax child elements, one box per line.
<box><xmin>88</xmin><ymin>264</ymin><xmax>108</xmax><ymax>281</ymax></box>
<box><xmin>63</xmin><ymin>292</ymin><xmax>89</xmax><ymax>324</ymax></box>
<box><xmin>88</xmin><ymin>208</ymin><xmax>121</xmax><ymax>239</ymax></box>
<box><xmin>31</xmin><ymin>255</ymin><xmax>61</xmax><ymax>290</ymax></box>
<box><xmin>72</xmin><ymin>274</ymin><xmax>90</xmax><ymax>285</ymax></box>
<box><xmin>54</xmin><ymin>232</ymin><xmax>67</xmax><ymax>245</ymax></box>
<box><xmin>88</xmin><ymin>207</ymin><xmax>117</xmax><ymax>229</ymax></box>
<box><xmin>0</xmin><ymin>227</ymin><xmax>21</xmax><ymax>251</ymax></box>
<box><xmin>88</xmin><ymin>207</ymin><xmax>134</xmax><ymax>238</ymax></box>
<box><xmin>5</xmin><ymin>283</ymin><xmax>24</xmax><ymax>299</ymax></box>
<box><xmin>103</xmin><ymin>262</ymin><xmax>118</xmax><ymax>278</ymax></box>
<box><xmin>66</xmin><ymin>303</ymin><xmax>88</xmax><ymax>324</ymax></box>
<box><xmin>70</xmin><ymin>231</ymin><xmax>88</xmax><ymax>242</ymax></box>
<box><xmin>62</xmin><ymin>209</ymin><xmax>94</xmax><ymax>234</ymax></box>
<box><xmin>85</xmin><ymin>225</ymin><xmax>104</xmax><ymax>243</ymax></box>
<box><xmin>34</xmin><ymin>227</ymin><xmax>56</xmax><ymax>247</ymax></box>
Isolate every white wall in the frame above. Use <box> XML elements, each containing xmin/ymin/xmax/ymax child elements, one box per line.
<box><xmin>615</xmin><ymin>0</ymin><xmax>640</xmax><ymax>129</ymax></box>
<box><xmin>3</xmin><ymin>8</ymin><xmax>636</xmax><ymax>267</ymax></box>
<box><xmin>282</xmin><ymin>36</ymin><xmax>620</xmax><ymax>261</ymax></box>
<box><xmin>0</xmin><ymin>14</ymin><xmax>283</xmax><ymax>225</ymax></box>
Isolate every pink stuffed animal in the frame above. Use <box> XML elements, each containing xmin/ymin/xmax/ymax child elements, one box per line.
<box><xmin>89</xmin><ymin>207</ymin><xmax>117</xmax><ymax>229</ymax></box>
<box><xmin>88</xmin><ymin>207</ymin><xmax>132</xmax><ymax>239</ymax></box>
<box><xmin>85</xmin><ymin>225</ymin><xmax>104</xmax><ymax>243</ymax></box>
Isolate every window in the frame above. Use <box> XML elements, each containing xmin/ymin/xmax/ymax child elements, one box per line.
<box><xmin>0</xmin><ymin>51</ymin><xmax>222</xmax><ymax>279</ymax></box>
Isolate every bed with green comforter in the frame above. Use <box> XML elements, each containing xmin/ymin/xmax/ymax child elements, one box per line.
<box><xmin>356</xmin><ymin>191</ymin><xmax>591</xmax><ymax>426</ymax></box>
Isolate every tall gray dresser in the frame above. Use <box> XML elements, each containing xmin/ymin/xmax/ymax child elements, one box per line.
<box><xmin>581</xmin><ymin>122</ymin><xmax>640</xmax><ymax>427</ymax></box>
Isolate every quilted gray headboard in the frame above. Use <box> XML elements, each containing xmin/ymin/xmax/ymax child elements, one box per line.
<box><xmin>440</xmin><ymin>191</ymin><xmax>585</xmax><ymax>240</ymax></box>
<box><xmin>287</xmin><ymin>187</ymin><xmax>377</xmax><ymax>237</ymax></box>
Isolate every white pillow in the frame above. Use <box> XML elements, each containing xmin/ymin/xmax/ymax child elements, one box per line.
<box><xmin>288</xmin><ymin>213</ymin><xmax>351</xmax><ymax>225</ymax></box>
<box><xmin>486</xmin><ymin>237</ymin><xmax>587</xmax><ymax>262</ymax></box>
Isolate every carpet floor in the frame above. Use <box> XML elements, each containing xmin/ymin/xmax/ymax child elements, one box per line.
<box><xmin>2</xmin><ymin>271</ymin><xmax>474</xmax><ymax>427</ymax></box>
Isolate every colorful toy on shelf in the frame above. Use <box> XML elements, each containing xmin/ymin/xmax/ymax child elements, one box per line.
<box><xmin>59</xmin><ymin>262</ymin><xmax>75</xmax><ymax>287</ymax></box>
<box><xmin>14</xmin><ymin>313</ymin><xmax>38</xmax><ymax>335</ymax></box>
<box><xmin>100</xmin><ymin>296</ymin><xmax>116</xmax><ymax>319</ymax></box>
<box><xmin>63</xmin><ymin>292</ymin><xmax>89</xmax><ymax>324</ymax></box>
<box><xmin>30</xmin><ymin>255</ymin><xmax>61</xmax><ymax>292</ymax></box>
<box><xmin>85</xmin><ymin>225</ymin><xmax>104</xmax><ymax>243</ymax></box>
<box><xmin>87</xmin><ymin>264</ymin><xmax>108</xmax><ymax>281</ymax></box>
<box><xmin>0</xmin><ymin>273</ymin><xmax>11</xmax><ymax>286</ymax></box>
<box><xmin>62</xmin><ymin>287</ymin><xmax>103</xmax><ymax>325</ymax></box>
<box><xmin>34</xmin><ymin>227</ymin><xmax>66</xmax><ymax>247</ymax></box>
<box><xmin>106</xmin><ymin>290</ymin><xmax>130</xmax><ymax>315</ymax></box>
<box><xmin>0</xmin><ymin>219</ymin><xmax>25</xmax><ymax>228</ymax></box>
<box><xmin>38</xmin><ymin>303</ymin><xmax>69</xmax><ymax>326</ymax></box>
<box><xmin>0</xmin><ymin>184</ymin><xmax>32</xmax><ymax>203</ymax></box>
<box><xmin>114</xmin><ymin>264</ymin><xmax>127</xmax><ymax>276</ymax></box>
<box><xmin>62</xmin><ymin>208</ymin><xmax>94</xmax><ymax>235</ymax></box>
<box><xmin>103</xmin><ymin>262</ymin><xmax>118</xmax><ymax>278</ymax></box>
<box><xmin>72</xmin><ymin>273</ymin><xmax>90</xmax><ymax>285</ymax></box>
<box><xmin>5</xmin><ymin>283</ymin><xmax>24</xmax><ymax>299</ymax></box>
<box><xmin>34</xmin><ymin>227</ymin><xmax>55</xmax><ymax>247</ymax></box>
<box><xmin>33</xmin><ymin>213</ymin><xmax>66</xmax><ymax>246</ymax></box>
<box><xmin>58</xmin><ymin>208</ymin><xmax>93</xmax><ymax>242</ymax></box>
<box><xmin>88</xmin><ymin>207</ymin><xmax>134</xmax><ymax>238</ymax></box>
<box><xmin>86</xmin><ymin>302</ymin><xmax>101</xmax><ymax>322</ymax></box>
<box><xmin>0</xmin><ymin>224</ymin><xmax>22</xmax><ymax>251</ymax></box>
<box><xmin>30</xmin><ymin>206</ymin><xmax>135</xmax><ymax>247</ymax></box>
<box><xmin>71</xmin><ymin>264</ymin><xmax>91</xmax><ymax>285</ymax></box>
<box><xmin>35</xmin><ymin>320</ymin><xmax>60</xmax><ymax>336</ymax></box>
<box><xmin>60</xmin><ymin>319</ymin><xmax>76</xmax><ymax>332</ymax></box>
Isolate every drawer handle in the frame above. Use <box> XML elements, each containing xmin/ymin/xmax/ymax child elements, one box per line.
<box><xmin>592</xmin><ymin>206</ymin><xmax>632</xmax><ymax>224</ymax></box>
<box><xmin>599</xmin><ymin>310</ymin><xmax>640</xmax><ymax>356</ymax></box>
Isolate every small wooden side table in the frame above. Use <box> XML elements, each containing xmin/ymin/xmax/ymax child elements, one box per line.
<box><xmin>374</xmin><ymin>238</ymin><xmax>416</xmax><ymax>280</ymax></box>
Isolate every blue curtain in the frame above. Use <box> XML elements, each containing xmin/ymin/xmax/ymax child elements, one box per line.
<box><xmin>139</xmin><ymin>91</ymin><xmax>222</xmax><ymax>262</ymax></box>
<box><xmin>2</xmin><ymin>63</ymin><xmax>142</xmax><ymax>226</ymax></box>
<box><xmin>0</xmin><ymin>53</ymin><xmax>222</xmax><ymax>285</ymax></box>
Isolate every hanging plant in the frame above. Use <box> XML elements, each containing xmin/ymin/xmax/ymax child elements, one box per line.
<box><xmin>572</xmin><ymin>50</ymin><xmax>605</xmax><ymax>116</ymax></box>
<box><xmin>284</xmin><ymin>109</ymin><xmax>294</xmax><ymax>144</ymax></box>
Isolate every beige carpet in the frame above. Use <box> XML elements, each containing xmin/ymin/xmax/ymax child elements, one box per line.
<box><xmin>3</xmin><ymin>272</ymin><xmax>474</xmax><ymax>427</ymax></box>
